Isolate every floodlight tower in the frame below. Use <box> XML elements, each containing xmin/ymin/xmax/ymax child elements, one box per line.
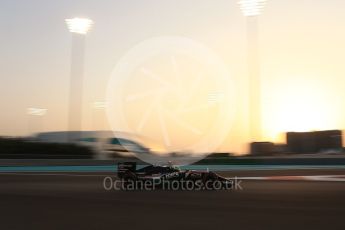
<box><xmin>27</xmin><ymin>108</ymin><xmax>47</xmax><ymax>135</ymax></box>
<box><xmin>239</xmin><ymin>0</ymin><xmax>267</xmax><ymax>142</ymax></box>
<box><xmin>65</xmin><ymin>17</ymin><xmax>93</xmax><ymax>142</ymax></box>
<box><xmin>92</xmin><ymin>101</ymin><xmax>108</xmax><ymax>131</ymax></box>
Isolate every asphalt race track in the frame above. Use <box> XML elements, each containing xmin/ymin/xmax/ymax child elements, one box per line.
<box><xmin>1</xmin><ymin>170</ymin><xmax>345</xmax><ymax>230</ymax></box>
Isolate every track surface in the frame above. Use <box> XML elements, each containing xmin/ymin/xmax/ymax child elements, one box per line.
<box><xmin>1</xmin><ymin>170</ymin><xmax>345</xmax><ymax>230</ymax></box>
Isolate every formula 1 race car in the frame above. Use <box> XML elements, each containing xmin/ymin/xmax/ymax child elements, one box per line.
<box><xmin>117</xmin><ymin>162</ymin><xmax>233</xmax><ymax>190</ymax></box>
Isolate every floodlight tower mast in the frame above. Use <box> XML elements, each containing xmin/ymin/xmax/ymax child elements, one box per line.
<box><xmin>65</xmin><ymin>18</ymin><xmax>93</xmax><ymax>141</ymax></box>
<box><xmin>239</xmin><ymin>0</ymin><xmax>267</xmax><ymax>142</ymax></box>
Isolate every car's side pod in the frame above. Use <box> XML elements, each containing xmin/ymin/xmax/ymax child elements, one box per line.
<box><xmin>117</xmin><ymin>162</ymin><xmax>137</xmax><ymax>178</ymax></box>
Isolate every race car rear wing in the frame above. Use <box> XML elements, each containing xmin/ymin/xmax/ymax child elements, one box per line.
<box><xmin>117</xmin><ymin>162</ymin><xmax>136</xmax><ymax>178</ymax></box>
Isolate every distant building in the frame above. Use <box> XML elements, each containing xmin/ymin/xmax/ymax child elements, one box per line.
<box><xmin>286</xmin><ymin>130</ymin><xmax>343</xmax><ymax>154</ymax></box>
<box><xmin>250</xmin><ymin>142</ymin><xmax>276</xmax><ymax>155</ymax></box>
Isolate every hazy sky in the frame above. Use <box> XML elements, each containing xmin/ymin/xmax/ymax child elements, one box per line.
<box><xmin>1</xmin><ymin>0</ymin><xmax>345</xmax><ymax>153</ymax></box>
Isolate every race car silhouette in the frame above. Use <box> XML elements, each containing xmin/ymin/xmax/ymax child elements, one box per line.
<box><xmin>117</xmin><ymin>162</ymin><xmax>233</xmax><ymax>190</ymax></box>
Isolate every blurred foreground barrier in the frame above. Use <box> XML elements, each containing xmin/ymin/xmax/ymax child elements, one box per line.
<box><xmin>0</xmin><ymin>138</ymin><xmax>95</xmax><ymax>159</ymax></box>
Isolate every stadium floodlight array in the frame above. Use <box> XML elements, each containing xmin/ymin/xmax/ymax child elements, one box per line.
<box><xmin>238</xmin><ymin>0</ymin><xmax>267</xmax><ymax>17</ymax></box>
<box><xmin>93</xmin><ymin>101</ymin><xmax>108</xmax><ymax>109</ymax></box>
<box><xmin>27</xmin><ymin>108</ymin><xmax>47</xmax><ymax>116</ymax></box>
<box><xmin>65</xmin><ymin>17</ymin><xmax>93</xmax><ymax>34</ymax></box>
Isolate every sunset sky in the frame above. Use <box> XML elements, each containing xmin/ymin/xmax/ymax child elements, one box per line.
<box><xmin>1</xmin><ymin>0</ymin><xmax>345</xmax><ymax>153</ymax></box>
